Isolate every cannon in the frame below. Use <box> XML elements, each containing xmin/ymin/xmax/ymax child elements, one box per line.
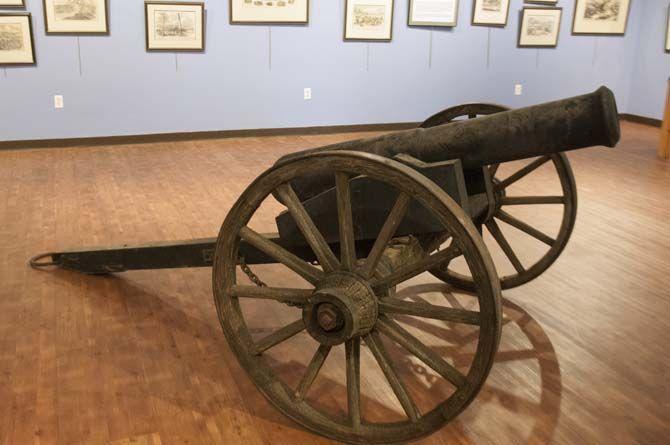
<box><xmin>30</xmin><ymin>86</ymin><xmax>620</xmax><ymax>444</ymax></box>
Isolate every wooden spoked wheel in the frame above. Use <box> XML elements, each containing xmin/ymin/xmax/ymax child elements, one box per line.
<box><xmin>421</xmin><ymin>104</ymin><xmax>578</xmax><ymax>290</ymax></box>
<box><xmin>212</xmin><ymin>151</ymin><xmax>502</xmax><ymax>444</ymax></box>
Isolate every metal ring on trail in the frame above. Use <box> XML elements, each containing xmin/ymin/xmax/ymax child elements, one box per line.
<box><xmin>29</xmin><ymin>253</ymin><xmax>61</xmax><ymax>269</ymax></box>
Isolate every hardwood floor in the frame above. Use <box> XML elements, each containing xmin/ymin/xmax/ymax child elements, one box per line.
<box><xmin>0</xmin><ymin>122</ymin><xmax>668</xmax><ymax>445</ymax></box>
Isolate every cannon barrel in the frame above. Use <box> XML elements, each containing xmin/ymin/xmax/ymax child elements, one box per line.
<box><xmin>278</xmin><ymin>86</ymin><xmax>620</xmax><ymax>202</ymax></box>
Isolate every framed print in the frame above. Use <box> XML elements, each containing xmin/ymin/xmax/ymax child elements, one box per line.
<box><xmin>145</xmin><ymin>2</ymin><xmax>204</xmax><ymax>51</ymax></box>
<box><xmin>229</xmin><ymin>0</ymin><xmax>309</xmax><ymax>24</ymax></box>
<box><xmin>0</xmin><ymin>13</ymin><xmax>35</xmax><ymax>66</ymax></box>
<box><xmin>572</xmin><ymin>0</ymin><xmax>631</xmax><ymax>35</ymax></box>
<box><xmin>43</xmin><ymin>0</ymin><xmax>109</xmax><ymax>34</ymax></box>
<box><xmin>409</xmin><ymin>0</ymin><xmax>459</xmax><ymax>27</ymax></box>
<box><xmin>472</xmin><ymin>0</ymin><xmax>510</xmax><ymax>27</ymax></box>
<box><xmin>666</xmin><ymin>7</ymin><xmax>670</xmax><ymax>53</ymax></box>
<box><xmin>344</xmin><ymin>0</ymin><xmax>394</xmax><ymax>41</ymax></box>
<box><xmin>0</xmin><ymin>0</ymin><xmax>26</xmax><ymax>7</ymax></box>
<box><xmin>518</xmin><ymin>7</ymin><xmax>562</xmax><ymax>47</ymax></box>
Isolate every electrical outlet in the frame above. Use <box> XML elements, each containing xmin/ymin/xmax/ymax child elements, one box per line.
<box><xmin>54</xmin><ymin>95</ymin><xmax>64</xmax><ymax>109</ymax></box>
<box><xmin>514</xmin><ymin>84</ymin><xmax>523</xmax><ymax>96</ymax></box>
<box><xmin>304</xmin><ymin>88</ymin><xmax>312</xmax><ymax>100</ymax></box>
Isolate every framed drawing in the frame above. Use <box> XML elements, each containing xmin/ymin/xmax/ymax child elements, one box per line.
<box><xmin>0</xmin><ymin>13</ymin><xmax>35</xmax><ymax>66</ymax></box>
<box><xmin>572</xmin><ymin>0</ymin><xmax>631</xmax><ymax>35</ymax></box>
<box><xmin>229</xmin><ymin>0</ymin><xmax>309</xmax><ymax>24</ymax></box>
<box><xmin>518</xmin><ymin>7</ymin><xmax>562</xmax><ymax>47</ymax></box>
<box><xmin>344</xmin><ymin>0</ymin><xmax>394</xmax><ymax>41</ymax></box>
<box><xmin>43</xmin><ymin>0</ymin><xmax>109</xmax><ymax>34</ymax></box>
<box><xmin>472</xmin><ymin>0</ymin><xmax>510</xmax><ymax>27</ymax></box>
<box><xmin>666</xmin><ymin>7</ymin><xmax>670</xmax><ymax>53</ymax></box>
<box><xmin>145</xmin><ymin>2</ymin><xmax>204</xmax><ymax>51</ymax></box>
<box><xmin>408</xmin><ymin>0</ymin><xmax>459</xmax><ymax>27</ymax></box>
<box><xmin>0</xmin><ymin>0</ymin><xmax>26</xmax><ymax>7</ymax></box>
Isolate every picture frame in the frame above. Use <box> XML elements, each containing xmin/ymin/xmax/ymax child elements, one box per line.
<box><xmin>525</xmin><ymin>0</ymin><xmax>558</xmax><ymax>4</ymax></box>
<box><xmin>518</xmin><ymin>6</ymin><xmax>562</xmax><ymax>48</ymax></box>
<box><xmin>0</xmin><ymin>0</ymin><xmax>26</xmax><ymax>7</ymax></box>
<box><xmin>0</xmin><ymin>13</ymin><xmax>36</xmax><ymax>66</ymax></box>
<box><xmin>572</xmin><ymin>0</ymin><xmax>631</xmax><ymax>36</ymax></box>
<box><xmin>229</xmin><ymin>0</ymin><xmax>309</xmax><ymax>25</ymax></box>
<box><xmin>145</xmin><ymin>2</ymin><xmax>205</xmax><ymax>52</ymax></box>
<box><xmin>666</xmin><ymin>7</ymin><xmax>670</xmax><ymax>53</ymax></box>
<box><xmin>344</xmin><ymin>0</ymin><xmax>394</xmax><ymax>41</ymax></box>
<box><xmin>408</xmin><ymin>0</ymin><xmax>459</xmax><ymax>27</ymax></box>
<box><xmin>472</xmin><ymin>0</ymin><xmax>510</xmax><ymax>27</ymax></box>
<box><xmin>43</xmin><ymin>0</ymin><xmax>109</xmax><ymax>35</ymax></box>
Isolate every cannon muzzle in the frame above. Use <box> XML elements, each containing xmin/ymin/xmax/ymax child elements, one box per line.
<box><xmin>279</xmin><ymin>86</ymin><xmax>620</xmax><ymax>202</ymax></box>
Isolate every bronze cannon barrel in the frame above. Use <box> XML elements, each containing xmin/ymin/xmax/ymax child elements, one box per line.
<box><xmin>277</xmin><ymin>86</ymin><xmax>620</xmax><ymax>202</ymax></box>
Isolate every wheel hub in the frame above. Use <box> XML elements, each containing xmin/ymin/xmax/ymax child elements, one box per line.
<box><xmin>303</xmin><ymin>272</ymin><xmax>378</xmax><ymax>346</ymax></box>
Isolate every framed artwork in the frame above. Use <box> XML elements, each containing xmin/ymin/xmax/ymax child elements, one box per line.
<box><xmin>43</xmin><ymin>0</ymin><xmax>109</xmax><ymax>34</ymax></box>
<box><xmin>408</xmin><ymin>0</ymin><xmax>459</xmax><ymax>27</ymax></box>
<box><xmin>0</xmin><ymin>0</ymin><xmax>26</xmax><ymax>7</ymax></box>
<box><xmin>229</xmin><ymin>0</ymin><xmax>309</xmax><ymax>24</ymax></box>
<box><xmin>472</xmin><ymin>0</ymin><xmax>510</xmax><ymax>27</ymax></box>
<box><xmin>0</xmin><ymin>13</ymin><xmax>35</xmax><ymax>66</ymax></box>
<box><xmin>344</xmin><ymin>0</ymin><xmax>394</xmax><ymax>41</ymax></box>
<box><xmin>518</xmin><ymin>7</ymin><xmax>562</xmax><ymax>47</ymax></box>
<box><xmin>666</xmin><ymin>7</ymin><xmax>670</xmax><ymax>53</ymax></box>
<box><xmin>572</xmin><ymin>0</ymin><xmax>631</xmax><ymax>35</ymax></box>
<box><xmin>145</xmin><ymin>2</ymin><xmax>205</xmax><ymax>51</ymax></box>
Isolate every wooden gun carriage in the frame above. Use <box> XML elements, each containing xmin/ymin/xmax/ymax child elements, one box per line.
<box><xmin>30</xmin><ymin>87</ymin><xmax>620</xmax><ymax>444</ymax></box>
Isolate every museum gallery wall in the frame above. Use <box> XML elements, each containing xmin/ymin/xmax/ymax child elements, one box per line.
<box><xmin>0</xmin><ymin>0</ymin><xmax>658</xmax><ymax>65</ymax></box>
<box><xmin>0</xmin><ymin>1</ymin><xmax>667</xmax><ymax>141</ymax></box>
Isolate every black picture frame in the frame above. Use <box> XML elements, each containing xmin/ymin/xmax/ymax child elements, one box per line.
<box><xmin>518</xmin><ymin>6</ymin><xmax>563</xmax><ymax>48</ymax></box>
<box><xmin>571</xmin><ymin>0</ymin><xmax>631</xmax><ymax>36</ymax></box>
<box><xmin>408</xmin><ymin>0</ymin><xmax>459</xmax><ymax>27</ymax></box>
<box><xmin>0</xmin><ymin>12</ymin><xmax>36</xmax><ymax>66</ymax></box>
<box><xmin>471</xmin><ymin>0</ymin><xmax>510</xmax><ymax>28</ymax></box>
<box><xmin>43</xmin><ymin>0</ymin><xmax>110</xmax><ymax>35</ymax></box>
<box><xmin>0</xmin><ymin>0</ymin><xmax>26</xmax><ymax>8</ymax></box>
<box><xmin>229</xmin><ymin>0</ymin><xmax>309</xmax><ymax>25</ymax></box>
<box><xmin>344</xmin><ymin>0</ymin><xmax>395</xmax><ymax>42</ymax></box>
<box><xmin>145</xmin><ymin>1</ymin><xmax>205</xmax><ymax>52</ymax></box>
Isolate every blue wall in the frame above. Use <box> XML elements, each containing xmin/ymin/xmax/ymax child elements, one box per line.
<box><xmin>0</xmin><ymin>0</ymin><xmax>664</xmax><ymax>142</ymax></box>
<box><xmin>627</xmin><ymin>0</ymin><xmax>670</xmax><ymax>119</ymax></box>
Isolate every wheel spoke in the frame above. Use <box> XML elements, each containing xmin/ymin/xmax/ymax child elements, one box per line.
<box><xmin>295</xmin><ymin>344</ymin><xmax>331</xmax><ymax>401</ymax></box>
<box><xmin>335</xmin><ymin>172</ymin><xmax>357</xmax><ymax>271</ymax></box>
<box><xmin>359</xmin><ymin>193</ymin><xmax>411</xmax><ymax>278</ymax></box>
<box><xmin>371</xmin><ymin>244</ymin><xmax>462</xmax><ymax>290</ymax></box>
<box><xmin>239</xmin><ymin>227</ymin><xmax>324</xmax><ymax>285</ymax></box>
<box><xmin>364</xmin><ymin>332</ymin><xmax>420</xmax><ymax>422</ymax></box>
<box><xmin>276</xmin><ymin>183</ymin><xmax>340</xmax><ymax>272</ymax></box>
<box><xmin>485</xmin><ymin>220</ymin><xmax>526</xmax><ymax>274</ymax></box>
<box><xmin>501</xmin><ymin>196</ymin><xmax>565</xmax><ymax>206</ymax></box>
<box><xmin>345</xmin><ymin>338</ymin><xmax>361</xmax><ymax>428</ymax></box>
<box><xmin>255</xmin><ymin>319</ymin><xmax>305</xmax><ymax>354</ymax></box>
<box><xmin>495</xmin><ymin>156</ymin><xmax>551</xmax><ymax>190</ymax></box>
<box><xmin>376</xmin><ymin>317</ymin><xmax>467</xmax><ymax>388</ymax></box>
<box><xmin>496</xmin><ymin>210</ymin><xmax>555</xmax><ymax>247</ymax></box>
<box><xmin>378</xmin><ymin>298</ymin><xmax>481</xmax><ymax>325</ymax></box>
<box><xmin>231</xmin><ymin>285</ymin><xmax>313</xmax><ymax>305</ymax></box>
<box><xmin>489</xmin><ymin>163</ymin><xmax>500</xmax><ymax>177</ymax></box>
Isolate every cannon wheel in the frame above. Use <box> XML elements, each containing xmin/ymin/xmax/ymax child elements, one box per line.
<box><xmin>421</xmin><ymin>103</ymin><xmax>578</xmax><ymax>290</ymax></box>
<box><xmin>212</xmin><ymin>151</ymin><xmax>501</xmax><ymax>444</ymax></box>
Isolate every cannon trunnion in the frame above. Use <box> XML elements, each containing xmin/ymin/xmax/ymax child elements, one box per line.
<box><xmin>30</xmin><ymin>87</ymin><xmax>620</xmax><ymax>444</ymax></box>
